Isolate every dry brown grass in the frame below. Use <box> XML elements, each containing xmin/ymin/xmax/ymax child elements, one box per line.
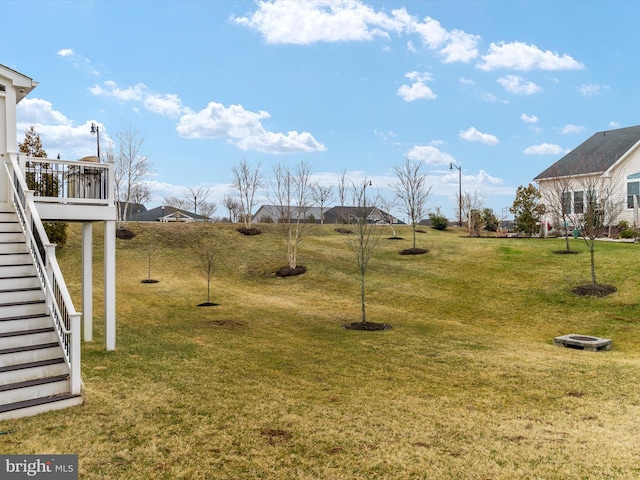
<box><xmin>2</xmin><ymin>223</ymin><xmax>640</xmax><ymax>479</ymax></box>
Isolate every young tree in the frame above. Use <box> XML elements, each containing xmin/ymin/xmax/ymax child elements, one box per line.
<box><xmin>184</xmin><ymin>186</ymin><xmax>211</xmax><ymax>216</ymax></box>
<box><xmin>221</xmin><ymin>194</ymin><xmax>241</xmax><ymax>223</ymax></box>
<box><xmin>19</xmin><ymin>125</ymin><xmax>47</xmax><ymax>157</ymax></box>
<box><xmin>393</xmin><ymin>158</ymin><xmax>431</xmax><ymax>249</ymax></box>
<box><xmin>113</xmin><ymin>126</ymin><xmax>151</xmax><ymax>228</ymax></box>
<box><xmin>460</xmin><ymin>191</ymin><xmax>484</xmax><ymax>237</ymax></box>
<box><xmin>378</xmin><ymin>195</ymin><xmax>400</xmax><ymax>238</ymax></box>
<box><xmin>337</xmin><ymin>168</ymin><xmax>349</xmax><ymax>224</ymax></box>
<box><xmin>163</xmin><ymin>196</ymin><xmax>189</xmax><ymax>211</ymax></box>
<box><xmin>140</xmin><ymin>230</ymin><xmax>159</xmax><ymax>284</ymax></box>
<box><xmin>568</xmin><ymin>172</ymin><xmax>624</xmax><ymax>287</ymax></box>
<box><xmin>539</xmin><ymin>171</ymin><xmax>574</xmax><ymax>252</ymax></box>
<box><xmin>481</xmin><ymin>208</ymin><xmax>500</xmax><ymax>232</ymax></box>
<box><xmin>310</xmin><ymin>182</ymin><xmax>334</xmax><ymax>224</ymax></box>
<box><xmin>194</xmin><ymin>238</ymin><xmax>217</xmax><ymax>306</ymax></box>
<box><xmin>269</xmin><ymin>161</ymin><xmax>312</xmax><ymax>273</ymax></box>
<box><xmin>232</xmin><ymin>159</ymin><xmax>263</xmax><ymax>229</ymax></box>
<box><xmin>199</xmin><ymin>201</ymin><xmax>218</xmax><ymax>222</ymax></box>
<box><xmin>347</xmin><ymin>180</ymin><xmax>383</xmax><ymax>325</ymax></box>
<box><xmin>510</xmin><ymin>184</ymin><xmax>545</xmax><ymax>236</ymax></box>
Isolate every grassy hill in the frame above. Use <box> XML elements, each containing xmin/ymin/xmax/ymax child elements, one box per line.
<box><xmin>3</xmin><ymin>222</ymin><xmax>640</xmax><ymax>479</ymax></box>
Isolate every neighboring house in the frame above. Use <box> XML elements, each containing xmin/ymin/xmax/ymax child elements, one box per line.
<box><xmin>252</xmin><ymin>205</ymin><xmax>324</xmax><ymax>223</ymax></box>
<box><xmin>323</xmin><ymin>206</ymin><xmax>402</xmax><ymax>225</ymax></box>
<box><xmin>120</xmin><ymin>204</ymin><xmax>209</xmax><ymax>222</ymax></box>
<box><xmin>535</xmin><ymin>125</ymin><xmax>640</xmax><ymax>227</ymax></box>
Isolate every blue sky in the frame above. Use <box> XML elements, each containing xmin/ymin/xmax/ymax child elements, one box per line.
<box><xmin>4</xmin><ymin>0</ymin><xmax>640</xmax><ymax>221</ymax></box>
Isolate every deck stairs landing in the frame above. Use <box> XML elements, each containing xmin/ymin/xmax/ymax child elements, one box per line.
<box><xmin>0</xmin><ymin>204</ymin><xmax>82</xmax><ymax>421</ymax></box>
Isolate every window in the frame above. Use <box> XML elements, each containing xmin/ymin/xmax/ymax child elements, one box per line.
<box><xmin>561</xmin><ymin>191</ymin><xmax>571</xmax><ymax>215</ymax></box>
<box><xmin>628</xmin><ymin>181</ymin><xmax>640</xmax><ymax>208</ymax></box>
<box><xmin>573</xmin><ymin>191</ymin><xmax>584</xmax><ymax>214</ymax></box>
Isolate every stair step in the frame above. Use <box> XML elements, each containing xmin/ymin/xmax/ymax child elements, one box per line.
<box><xmin>0</xmin><ymin>374</ymin><xmax>70</xmax><ymax>406</ymax></box>
<box><xmin>0</xmin><ymin>313</ymin><xmax>51</xmax><ymax>333</ymax></box>
<box><xmin>0</xmin><ymin>288</ymin><xmax>43</xmax><ymax>304</ymax></box>
<box><xmin>0</xmin><ymin>253</ymin><xmax>32</xmax><ymax>266</ymax></box>
<box><xmin>0</xmin><ymin>360</ymin><xmax>68</xmax><ymax>387</ymax></box>
<box><xmin>0</xmin><ymin>343</ymin><xmax>62</xmax><ymax>368</ymax></box>
<box><xmin>0</xmin><ymin>300</ymin><xmax>47</xmax><ymax>319</ymax></box>
<box><xmin>0</xmin><ymin>393</ymin><xmax>83</xmax><ymax>420</ymax></box>
<box><xmin>0</xmin><ymin>275</ymin><xmax>39</xmax><ymax>290</ymax></box>
<box><xmin>0</xmin><ymin>264</ymin><xmax>38</xmax><ymax>277</ymax></box>
<box><xmin>0</xmin><ymin>328</ymin><xmax>57</xmax><ymax>350</ymax></box>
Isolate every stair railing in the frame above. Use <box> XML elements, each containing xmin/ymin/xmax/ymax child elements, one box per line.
<box><xmin>2</xmin><ymin>153</ymin><xmax>81</xmax><ymax>395</ymax></box>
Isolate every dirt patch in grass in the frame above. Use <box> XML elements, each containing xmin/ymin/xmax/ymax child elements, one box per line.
<box><xmin>572</xmin><ymin>284</ymin><xmax>617</xmax><ymax>297</ymax></box>
<box><xmin>343</xmin><ymin>321</ymin><xmax>392</xmax><ymax>331</ymax></box>
<box><xmin>237</xmin><ymin>227</ymin><xmax>262</xmax><ymax>236</ymax></box>
<box><xmin>335</xmin><ymin>228</ymin><xmax>353</xmax><ymax>234</ymax></box>
<box><xmin>116</xmin><ymin>228</ymin><xmax>135</xmax><ymax>240</ymax></box>
<box><xmin>399</xmin><ymin>248</ymin><xmax>428</xmax><ymax>255</ymax></box>
<box><xmin>260</xmin><ymin>428</ymin><xmax>292</xmax><ymax>444</ymax></box>
<box><xmin>275</xmin><ymin>265</ymin><xmax>307</xmax><ymax>277</ymax></box>
<box><xmin>207</xmin><ymin>319</ymin><xmax>244</xmax><ymax>328</ymax></box>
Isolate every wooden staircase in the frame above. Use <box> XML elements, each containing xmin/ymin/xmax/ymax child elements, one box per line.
<box><xmin>0</xmin><ymin>205</ymin><xmax>82</xmax><ymax>420</ymax></box>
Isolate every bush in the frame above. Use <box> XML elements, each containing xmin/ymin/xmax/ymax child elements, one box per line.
<box><xmin>43</xmin><ymin>222</ymin><xmax>68</xmax><ymax>247</ymax></box>
<box><xmin>429</xmin><ymin>212</ymin><xmax>449</xmax><ymax>231</ymax></box>
<box><xmin>621</xmin><ymin>228</ymin><xmax>635</xmax><ymax>239</ymax></box>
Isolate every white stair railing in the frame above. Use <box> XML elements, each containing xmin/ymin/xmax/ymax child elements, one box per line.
<box><xmin>3</xmin><ymin>153</ymin><xmax>81</xmax><ymax>395</ymax></box>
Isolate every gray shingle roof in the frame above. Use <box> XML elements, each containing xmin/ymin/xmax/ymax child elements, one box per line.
<box><xmin>534</xmin><ymin>125</ymin><xmax>640</xmax><ymax>180</ymax></box>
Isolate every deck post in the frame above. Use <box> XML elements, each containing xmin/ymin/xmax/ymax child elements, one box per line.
<box><xmin>82</xmin><ymin>222</ymin><xmax>93</xmax><ymax>342</ymax></box>
<box><xmin>104</xmin><ymin>219</ymin><xmax>116</xmax><ymax>351</ymax></box>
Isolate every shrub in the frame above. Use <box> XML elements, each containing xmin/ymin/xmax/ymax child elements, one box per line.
<box><xmin>429</xmin><ymin>212</ymin><xmax>449</xmax><ymax>231</ymax></box>
<box><xmin>621</xmin><ymin>228</ymin><xmax>635</xmax><ymax>239</ymax></box>
<box><xmin>43</xmin><ymin>222</ymin><xmax>68</xmax><ymax>247</ymax></box>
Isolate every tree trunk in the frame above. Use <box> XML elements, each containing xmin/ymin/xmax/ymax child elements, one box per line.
<box><xmin>590</xmin><ymin>242</ymin><xmax>597</xmax><ymax>286</ymax></box>
<box><xmin>361</xmin><ymin>268</ymin><xmax>366</xmax><ymax>323</ymax></box>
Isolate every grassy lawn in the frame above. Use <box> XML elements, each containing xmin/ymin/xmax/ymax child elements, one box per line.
<box><xmin>2</xmin><ymin>222</ymin><xmax>640</xmax><ymax>479</ymax></box>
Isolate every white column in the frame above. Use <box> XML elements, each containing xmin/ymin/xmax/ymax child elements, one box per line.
<box><xmin>104</xmin><ymin>220</ymin><xmax>116</xmax><ymax>351</ymax></box>
<box><xmin>82</xmin><ymin>223</ymin><xmax>93</xmax><ymax>342</ymax></box>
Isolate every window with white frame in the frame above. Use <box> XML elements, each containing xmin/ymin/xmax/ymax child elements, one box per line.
<box><xmin>573</xmin><ymin>191</ymin><xmax>584</xmax><ymax>214</ymax></box>
<box><xmin>627</xmin><ymin>173</ymin><xmax>640</xmax><ymax>208</ymax></box>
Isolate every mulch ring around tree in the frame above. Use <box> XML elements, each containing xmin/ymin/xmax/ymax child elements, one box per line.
<box><xmin>553</xmin><ymin>250</ymin><xmax>580</xmax><ymax>255</ymax></box>
<box><xmin>343</xmin><ymin>321</ymin><xmax>392</xmax><ymax>331</ymax></box>
<box><xmin>387</xmin><ymin>236</ymin><xmax>404</xmax><ymax>240</ymax></box>
<box><xmin>572</xmin><ymin>284</ymin><xmax>617</xmax><ymax>297</ymax></box>
<box><xmin>275</xmin><ymin>265</ymin><xmax>307</xmax><ymax>277</ymax></box>
<box><xmin>237</xmin><ymin>227</ymin><xmax>262</xmax><ymax>236</ymax></box>
<box><xmin>399</xmin><ymin>248</ymin><xmax>428</xmax><ymax>255</ymax></box>
<box><xmin>335</xmin><ymin>228</ymin><xmax>353</xmax><ymax>234</ymax></box>
<box><xmin>197</xmin><ymin>302</ymin><xmax>219</xmax><ymax>307</ymax></box>
<box><xmin>141</xmin><ymin>279</ymin><xmax>159</xmax><ymax>284</ymax></box>
<box><xmin>116</xmin><ymin>228</ymin><xmax>135</xmax><ymax>240</ymax></box>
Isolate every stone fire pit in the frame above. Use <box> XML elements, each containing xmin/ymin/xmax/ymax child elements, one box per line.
<box><xmin>553</xmin><ymin>334</ymin><xmax>612</xmax><ymax>352</ymax></box>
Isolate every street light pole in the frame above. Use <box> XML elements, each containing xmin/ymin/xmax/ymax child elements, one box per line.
<box><xmin>450</xmin><ymin>163</ymin><xmax>462</xmax><ymax>227</ymax></box>
<box><xmin>90</xmin><ymin>123</ymin><xmax>101</xmax><ymax>161</ymax></box>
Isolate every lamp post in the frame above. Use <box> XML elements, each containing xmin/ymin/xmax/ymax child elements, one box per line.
<box><xmin>450</xmin><ymin>163</ymin><xmax>462</xmax><ymax>227</ymax></box>
<box><xmin>90</xmin><ymin>123</ymin><xmax>101</xmax><ymax>161</ymax></box>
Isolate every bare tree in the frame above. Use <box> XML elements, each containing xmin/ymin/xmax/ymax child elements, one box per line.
<box><xmin>378</xmin><ymin>194</ymin><xmax>400</xmax><ymax>238</ymax></box>
<box><xmin>232</xmin><ymin>159</ymin><xmax>263</xmax><ymax>228</ymax></box>
<box><xmin>194</xmin><ymin>238</ymin><xmax>217</xmax><ymax>305</ymax></box>
<box><xmin>460</xmin><ymin>191</ymin><xmax>485</xmax><ymax>237</ymax></box>
<box><xmin>337</xmin><ymin>168</ymin><xmax>349</xmax><ymax>224</ymax></box>
<box><xmin>113</xmin><ymin>126</ymin><xmax>151</xmax><ymax>228</ymax></box>
<box><xmin>269</xmin><ymin>161</ymin><xmax>313</xmax><ymax>272</ymax></box>
<box><xmin>163</xmin><ymin>196</ymin><xmax>189</xmax><ymax>211</ymax></box>
<box><xmin>347</xmin><ymin>180</ymin><xmax>383</xmax><ymax>324</ymax></box>
<box><xmin>393</xmin><ymin>158</ymin><xmax>431</xmax><ymax>248</ymax></box>
<box><xmin>140</xmin><ymin>230</ymin><xmax>160</xmax><ymax>284</ymax></box>
<box><xmin>222</xmin><ymin>194</ymin><xmax>242</xmax><ymax>223</ymax></box>
<box><xmin>539</xmin><ymin>170</ymin><xmax>574</xmax><ymax>251</ymax></box>
<box><xmin>199</xmin><ymin>201</ymin><xmax>218</xmax><ymax>222</ymax></box>
<box><xmin>568</xmin><ymin>171</ymin><xmax>624</xmax><ymax>288</ymax></box>
<box><xmin>310</xmin><ymin>182</ymin><xmax>334</xmax><ymax>224</ymax></box>
<box><xmin>184</xmin><ymin>186</ymin><xmax>211</xmax><ymax>216</ymax></box>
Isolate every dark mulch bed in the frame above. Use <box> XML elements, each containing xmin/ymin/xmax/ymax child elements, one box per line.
<box><xmin>197</xmin><ymin>302</ymin><xmax>219</xmax><ymax>307</ymax></box>
<box><xmin>415</xmin><ymin>229</ymin><xmax>427</xmax><ymax>233</ymax></box>
<box><xmin>116</xmin><ymin>228</ymin><xmax>135</xmax><ymax>240</ymax></box>
<box><xmin>343</xmin><ymin>321</ymin><xmax>392</xmax><ymax>331</ymax></box>
<box><xmin>237</xmin><ymin>227</ymin><xmax>262</xmax><ymax>236</ymax></box>
<box><xmin>275</xmin><ymin>265</ymin><xmax>307</xmax><ymax>277</ymax></box>
<box><xmin>141</xmin><ymin>279</ymin><xmax>159</xmax><ymax>284</ymax></box>
<box><xmin>335</xmin><ymin>228</ymin><xmax>353</xmax><ymax>234</ymax></box>
<box><xmin>387</xmin><ymin>236</ymin><xmax>404</xmax><ymax>241</ymax></box>
<box><xmin>399</xmin><ymin>248</ymin><xmax>428</xmax><ymax>255</ymax></box>
<box><xmin>208</xmin><ymin>319</ymin><xmax>244</xmax><ymax>328</ymax></box>
<box><xmin>572</xmin><ymin>284</ymin><xmax>617</xmax><ymax>297</ymax></box>
<box><xmin>553</xmin><ymin>250</ymin><xmax>580</xmax><ymax>255</ymax></box>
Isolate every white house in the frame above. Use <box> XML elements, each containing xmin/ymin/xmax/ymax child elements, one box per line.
<box><xmin>0</xmin><ymin>64</ymin><xmax>117</xmax><ymax>419</ymax></box>
<box><xmin>535</xmin><ymin>125</ymin><xmax>640</xmax><ymax>229</ymax></box>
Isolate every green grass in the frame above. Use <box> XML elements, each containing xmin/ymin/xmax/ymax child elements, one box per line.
<box><xmin>3</xmin><ymin>223</ymin><xmax>640</xmax><ymax>479</ymax></box>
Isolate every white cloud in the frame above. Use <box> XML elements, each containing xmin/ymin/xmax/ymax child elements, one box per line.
<box><xmin>459</xmin><ymin>127</ymin><xmax>499</xmax><ymax>146</ymax></box>
<box><xmin>521</xmin><ymin>113</ymin><xmax>539</xmax><ymax>124</ymax></box>
<box><xmin>578</xmin><ymin>83</ymin><xmax>608</xmax><ymax>97</ymax></box>
<box><xmin>176</xmin><ymin>102</ymin><xmax>325</xmax><ymax>154</ymax></box>
<box><xmin>497</xmin><ymin>75</ymin><xmax>542</xmax><ymax>95</ymax></box>
<box><xmin>57</xmin><ymin>48</ymin><xmax>100</xmax><ymax>75</ymax></box>
<box><xmin>143</xmin><ymin>93</ymin><xmax>184</xmax><ymax>118</ymax></box>
<box><xmin>89</xmin><ymin>81</ymin><xmax>146</xmax><ymax>102</ymax></box>
<box><xmin>233</xmin><ymin>0</ymin><xmax>403</xmax><ymax>44</ymax></box>
<box><xmin>16</xmin><ymin>98</ymin><xmax>72</xmax><ymax>125</ymax></box>
<box><xmin>609</xmin><ymin>121</ymin><xmax>620</xmax><ymax>128</ymax></box>
<box><xmin>406</xmin><ymin>40</ymin><xmax>417</xmax><ymax>53</ymax></box>
<box><xmin>397</xmin><ymin>71</ymin><xmax>436</xmax><ymax>101</ymax></box>
<box><xmin>56</xmin><ymin>48</ymin><xmax>74</xmax><ymax>57</ymax></box>
<box><xmin>406</xmin><ymin>145</ymin><xmax>456</xmax><ymax>166</ymax></box>
<box><xmin>523</xmin><ymin>143</ymin><xmax>569</xmax><ymax>155</ymax></box>
<box><xmin>477</xmin><ymin>41</ymin><xmax>584</xmax><ymax>71</ymax></box>
<box><xmin>560</xmin><ymin>124</ymin><xmax>585</xmax><ymax>134</ymax></box>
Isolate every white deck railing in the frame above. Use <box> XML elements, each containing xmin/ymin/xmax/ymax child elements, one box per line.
<box><xmin>3</xmin><ymin>153</ymin><xmax>82</xmax><ymax>395</ymax></box>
